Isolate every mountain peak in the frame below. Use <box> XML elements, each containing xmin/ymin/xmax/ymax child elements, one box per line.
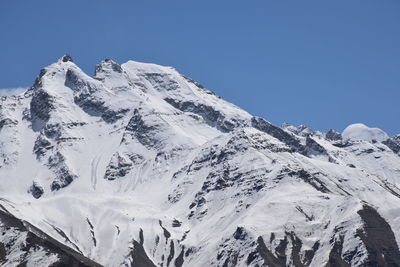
<box><xmin>95</xmin><ymin>58</ymin><xmax>123</xmax><ymax>76</ymax></box>
<box><xmin>59</xmin><ymin>54</ymin><xmax>73</xmax><ymax>63</ymax></box>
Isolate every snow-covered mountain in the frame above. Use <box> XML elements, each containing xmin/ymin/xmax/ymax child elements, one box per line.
<box><xmin>1</xmin><ymin>55</ymin><xmax>400</xmax><ymax>267</ymax></box>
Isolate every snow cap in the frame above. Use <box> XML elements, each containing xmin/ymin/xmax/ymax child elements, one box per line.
<box><xmin>342</xmin><ymin>123</ymin><xmax>389</xmax><ymax>142</ymax></box>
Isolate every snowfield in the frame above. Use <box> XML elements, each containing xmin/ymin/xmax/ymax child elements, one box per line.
<box><xmin>0</xmin><ymin>55</ymin><xmax>399</xmax><ymax>266</ymax></box>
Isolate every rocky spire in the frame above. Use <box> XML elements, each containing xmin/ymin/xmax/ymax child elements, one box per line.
<box><xmin>60</xmin><ymin>54</ymin><xmax>73</xmax><ymax>63</ymax></box>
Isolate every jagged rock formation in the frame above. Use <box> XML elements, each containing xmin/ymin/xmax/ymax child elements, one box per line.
<box><xmin>0</xmin><ymin>204</ymin><xmax>101</xmax><ymax>266</ymax></box>
<box><xmin>383</xmin><ymin>134</ymin><xmax>400</xmax><ymax>155</ymax></box>
<box><xmin>0</xmin><ymin>55</ymin><xmax>399</xmax><ymax>266</ymax></box>
<box><xmin>325</xmin><ymin>129</ymin><xmax>342</xmax><ymax>141</ymax></box>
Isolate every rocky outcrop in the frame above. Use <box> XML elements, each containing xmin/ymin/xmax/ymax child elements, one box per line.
<box><xmin>122</xmin><ymin>109</ymin><xmax>161</xmax><ymax>148</ymax></box>
<box><xmin>144</xmin><ymin>73</ymin><xmax>180</xmax><ymax>92</ymax></box>
<box><xmin>66</xmin><ymin>68</ymin><xmax>129</xmax><ymax>123</ymax></box>
<box><xmin>251</xmin><ymin>117</ymin><xmax>304</xmax><ymax>153</ymax></box>
<box><xmin>95</xmin><ymin>59</ymin><xmax>123</xmax><ymax>77</ymax></box>
<box><xmin>127</xmin><ymin>241</ymin><xmax>157</xmax><ymax>267</ymax></box>
<box><xmin>383</xmin><ymin>134</ymin><xmax>400</xmax><ymax>155</ymax></box>
<box><xmin>326</xmin><ymin>129</ymin><xmax>342</xmax><ymax>141</ymax></box>
<box><xmin>30</xmin><ymin>89</ymin><xmax>55</xmax><ymax>122</ymax></box>
<box><xmin>0</xmin><ymin>205</ymin><xmax>102</xmax><ymax>267</ymax></box>
<box><xmin>304</xmin><ymin>136</ymin><xmax>331</xmax><ymax>158</ymax></box>
<box><xmin>357</xmin><ymin>205</ymin><xmax>400</xmax><ymax>266</ymax></box>
<box><xmin>28</xmin><ymin>182</ymin><xmax>44</xmax><ymax>199</ymax></box>
<box><xmin>104</xmin><ymin>152</ymin><xmax>135</xmax><ymax>180</ymax></box>
<box><xmin>164</xmin><ymin>98</ymin><xmax>243</xmax><ymax>132</ymax></box>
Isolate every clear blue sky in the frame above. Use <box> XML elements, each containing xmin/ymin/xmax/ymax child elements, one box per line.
<box><xmin>1</xmin><ymin>1</ymin><xmax>399</xmax><ymax>135</ymax></box>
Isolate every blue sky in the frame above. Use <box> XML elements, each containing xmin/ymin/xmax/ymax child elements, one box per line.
<box><xmin>1</xmin><ymin>1</ymin><xmax>399</xmax><ymax>135</ymax></box>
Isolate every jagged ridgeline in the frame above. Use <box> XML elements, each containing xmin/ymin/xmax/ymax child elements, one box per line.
<box><xmin>0</xmin><ymin>55</ymin><xmax>400</xmax><ymax>266</ymax></box>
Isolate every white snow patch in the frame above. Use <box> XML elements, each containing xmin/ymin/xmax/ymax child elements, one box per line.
<box><xmin>0</xmin><ymin>87</ymin><xmax>28</xmax><ymax>96</ymax></box>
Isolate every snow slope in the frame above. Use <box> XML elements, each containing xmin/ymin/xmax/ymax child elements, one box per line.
<box><xmin>0</xmin><ymin>55</ymin><xmax>399</xmax><ymax>266</ymax></box>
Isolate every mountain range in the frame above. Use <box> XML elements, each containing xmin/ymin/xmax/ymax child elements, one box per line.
<box><xmin>0</xmin><ymin>55</ymin><xmax>400</xmax><ymax>266</ymax></box>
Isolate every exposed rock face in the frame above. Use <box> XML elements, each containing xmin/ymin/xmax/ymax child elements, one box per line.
<box><xmin>251</xmin><ymin>117</ymin><xmax>304</xmax><ymax>152</ymax></box>
<box><xmin>383</xmin><ymin>134</ymin><xmax>400</xmax><ymax>155</ymax></box>
<box><xmin>0</xmin><ymin>205</ymin><xmax>101</xmax><ymax>266</ymax></box>
<box><xmin>61</xmin><ymin>54</ymin><xmax>74</xmax><ymax>62</ymax></box>
<box><xmin>0</xmin><ymin>56</ymin><xmax>399</xmax><ymax>266</ymax></box>
<box><xmin>0</xmin><ymin>118</ymin><xmax>17</xmax><ymax>131</ymax></box>
<box><xmin>164</xmin><ymin>97</ymin><xmax>242</xmax><ymax>132</ymax></box>
<box><xmin>30</xmin><ymin>89</ymin><xmax>55</xmax><ymax>122</ymax></box>
<box><xmin>66</xmin><ymin>68</ymin><xmax>129</xmax><ymax>123</ymax></box>
<box><xmin>50</xmin><ymin>166</ymin><xmax>77</xmax><ymax>191</ymax></box>
<box><xmin>28</xmin><ymin>182</ymin><xmax>44</xmax><ymax>199</ymax></box>
<box><xmin>128</xmin><ymin>241</ymin><xmax>157</xmax><ymax>267</ymax></box>
<box><xmin>304</xmin><ymin>136</ymin><xmax>330</xmax><ymax>157</ymax></box>
<box><xmin>123</xmin><ymin>109</ymin><xmax>162</xmax><ymax>148</ymax></box>
<box><xmin>95</xmin><ymin>59</ymin><xmax>123</xmax><ymax>77</ymax></box>
<box><xmin>357</xmin><ymin>205</ymin><xmax>400</xmax><ymax>266</ymax></box>
<box><xmin>104</xmin><ymin>152</ymin><xmax>134</xmax><ymax>180</ymax></box>
<box><xmin>326</xmin><ymin>129</ymin><xmax>342</xmax><ymax>141</ymax></box>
